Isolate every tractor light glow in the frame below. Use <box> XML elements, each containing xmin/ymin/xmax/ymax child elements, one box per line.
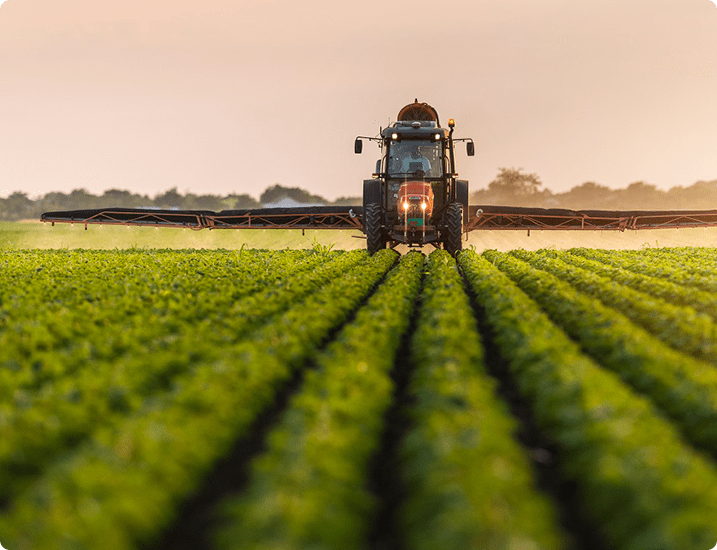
<box><xmin>391</xmin><ymin>132</ymin><xmax>399</xmax><ymax>140</ymax></box>
<box><xmin>402</xmin><ymin>202</ymin><xmax>409</xmax><ymax>210</ymax></box>
<box><xmin>421</xmin><ymin>202</ymin><xmax>427</xmax><ymax>210</ymax></box>
<box><xmin>433</xmin><ymin>133</ymin><xmax>441</xmax><ymax>141</ymax></box>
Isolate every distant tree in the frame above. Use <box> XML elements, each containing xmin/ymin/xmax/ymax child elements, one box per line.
<box><xmin>566</xmin><ymin>181</ymin><xmax>610</xmax><ymax>198</ymax></box>
<box><xmin>667</xmin><ymin>180</ymin><xmax>717</xmax><ymax>210</ymax></box>
<box><xmin>259</xmin><ymin>184</ymin><xmax>327</xmax><ymax>205</ymax></box>
<box><xmin>554</xmin><ymin>181</ymin><xmax>615</xmax><ymax>209</ymax></box>
<box><xmin>331</xmin><ymin>196</ymin><xmax>362</xmax><ymax>206</ymax></box>
<box><xmin>471</xmin><ymin>167</ymin><xmax>550</xmax><ymax>206</ymax></box>
<box><xmin>181</xmin><ymin>193</ymin><xmax>225</xmax><ymax>211</ymax></box>
<box><xmin>101</xmin><ymin>189</ymin><xmax>151</xmax><ymax>208</ymax></box>
<box><xmin>489</xmin><ymin>167</ymin><xmax>543</xmax><ymax>197</ymax></box>
<box><xmin>1</xmin><ymin>192</ymin><xmax>35</xmax><ymax>220</ymax></box>
<box><xmin>66</xmin><ymin>188</ymin><xmax>101</xmax><ymax>210</ymax></box>
<box><xmin>37</xmin><ymin>191</ymin><xmax>74</xmax><ymax>212</ymax></box>
<box><xmin>222</xmin><ymin>193</ymin><xmax>261</xmax><ymax>210</ymax></box>
<box><xmin>617</xmin><ymin>181</ymin><xmax>666</xmax><ymax>209</ymax></box>
<box><xmin>153</xmin><ymin>188</ymin><xmax>184</xmax><ymax>209</ymax></box>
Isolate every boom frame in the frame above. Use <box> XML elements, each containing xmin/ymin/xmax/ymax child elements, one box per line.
<box><xmin>41</xmin><ymin>205</ymin><xmax>717</xmax><ymax>233</ymax></box>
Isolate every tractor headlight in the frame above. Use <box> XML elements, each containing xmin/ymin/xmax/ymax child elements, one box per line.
<box><xmin>402</xmin><ymin>202</ymin><xmax>409</xmax><ymax>210</ymax></box>
<box><xmin>391</xmin><ymin>133</ymin><xmax>399</xmax><ymax>140</ymax></box>
<box><xmin>421</xmin><ymin>202</ymin><xmax>427</xmax><ymax>210</ymax></box>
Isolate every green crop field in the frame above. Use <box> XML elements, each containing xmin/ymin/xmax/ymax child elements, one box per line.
<box><xmin>1</xmin><ymin>246</ymin><xmax>717</xmax><ymax>550</ymax></box>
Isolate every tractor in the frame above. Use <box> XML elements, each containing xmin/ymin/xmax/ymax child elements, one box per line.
<box><xmin>354</xmin><ymin>100</ymin><xmax>474</xmax><ymax>255</ymax></box>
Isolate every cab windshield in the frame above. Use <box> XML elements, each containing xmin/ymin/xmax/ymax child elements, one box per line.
<box><xmin>387</xmin><ymin>140</ymin><xmax>443</xmax><ymax>179</ymax></box>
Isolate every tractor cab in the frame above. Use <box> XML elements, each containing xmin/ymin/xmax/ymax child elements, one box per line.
<box><xmin>386</xmin><ymin>126</ymin><xmax>445</xmax><ymax>179</ymax></box>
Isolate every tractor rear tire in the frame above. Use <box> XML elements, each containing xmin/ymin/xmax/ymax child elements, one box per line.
<box><xmin>364</xmin><ymin>203</ymin><xmax>386</xmax><ymax>255</ymax></box>
<box><xmin>443</xmin><ymin>202</ymin><xmax>463</xmax><ymax>256</ymax></box>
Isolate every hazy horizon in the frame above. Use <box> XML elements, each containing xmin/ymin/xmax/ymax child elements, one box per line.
<box><xmin>2</xmin><ymin>0</ymin><xmax>716</xmax><ymax>201</ymax></box>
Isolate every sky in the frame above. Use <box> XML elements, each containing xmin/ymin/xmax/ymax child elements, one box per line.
<box><xmin>1</xmin><ymin>0</ymin><xmax>716</xmax><ymax>201</ymax></box>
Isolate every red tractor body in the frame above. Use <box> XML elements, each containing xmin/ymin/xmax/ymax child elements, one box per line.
<box><xmin>397</xmin><ymin>181</ymin><xmax>434</xmax><ymax>226</ymax></box>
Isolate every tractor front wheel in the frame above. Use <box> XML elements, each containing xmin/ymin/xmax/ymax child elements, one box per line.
<box><xmin>364</xmin><ymin>203</ymin><xmax>386</xmax><ymax>255</ymax></box>
<box><xmin>443</xmin><ymin>202</ymin><xmax>463</xmax><ymax>256</ymax></box>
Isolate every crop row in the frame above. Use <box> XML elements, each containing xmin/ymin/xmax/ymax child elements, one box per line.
<box><xmin>486</xmin><ymin>250</ymin><xmax>717</xmax><ymax>455</ymax></box>
<box><xmin>0</xmin><ymin>249</ymin><xmax>397</xmax><ymax>549</ymax></box>
<box><xmin>215</xmin><ymin>251</ymin><xmax>424</xmax><ymax>550</ymax></box>
<box><xmin>510</xmin><ymin>249</ymin><xmax>717</xmax><ymax>364</ymax></box>
<box><xmin>543</xmin><ymin>248</ymin><xmax>717</xmax><ymax>321</ymax></box>
<box><xmin>461</xmin><ymin>250</ymin><xmax>717</xmax><ymax>549</ymax></box>
<box><xmin>613</xmin><ymin>246</ymin><xmax>717</xmax><ymax>276</ymax></box>
<box><xmin>0</xmin><ymin>249</ymin><xmax>335</xmax><ymax>393</ymax></box>
<box><xmin>0</xmin><ymin>249</ymin><xmax>368</xmax><ymax>503</ymax></box>
<box><xmin>400</xmin><ymin>251</ymin><xmax>564</xmax><ymax>550</ymax></box>
<box><xmin>570</xmin><ymin>247</ymin><xmax>717</xmax><ymax>293</ymax></box>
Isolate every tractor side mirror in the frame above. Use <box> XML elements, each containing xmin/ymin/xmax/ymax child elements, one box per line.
<box><xmin>466</xmin><ymin>141</ymin><xmax>475</xmax><ymax>156</ymax></box>
<box><xmin>354</xmin><ymin>138</ymin><xmax>363</xmax><ymax>154</ymax></box>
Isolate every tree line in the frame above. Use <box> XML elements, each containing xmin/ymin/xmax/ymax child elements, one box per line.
<box><xmin>0</xmin><ymin>185</ymin><xmax>360</xmax><ymax>221</ymax></box>
<box><xmin>474</xmin><ymin>168</ymin><xmax>717</xmax><ymax>211</ymax></box>
<box><xmin>2</xmin><ymin>173</ymin><xmax>717</xmax><ymax>221</ymax></box>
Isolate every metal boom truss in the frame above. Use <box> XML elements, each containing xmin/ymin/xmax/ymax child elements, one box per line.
<box><xmin>40</xmin><ymin>205</ymin><xmax>717</xmax><ymax>232</ymax></box>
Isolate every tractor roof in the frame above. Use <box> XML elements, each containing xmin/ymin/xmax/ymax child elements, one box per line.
<box><xmin>381</xmin><ymin>122</ymin><xmax>450</xmax><ymax>140</ymax></box>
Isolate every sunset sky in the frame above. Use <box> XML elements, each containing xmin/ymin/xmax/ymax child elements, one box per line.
<box><xmin>1</xmin><ymin>0</ymin><xmax>716</xmax><ymax>201</ymax></box>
